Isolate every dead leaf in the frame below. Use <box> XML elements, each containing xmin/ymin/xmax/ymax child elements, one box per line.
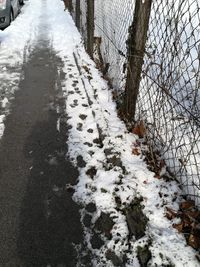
<box><xmin>188</xmin><ymin>234</ymin><xmax>200</xmax><ymax>249</ymax></box>
<box><xmin>159</xmin><ymin>159</ymin><xmax>165</xmax><ymax>168</ymax></box>
<box><xmin>182</xmin><ymin>214</ymin><xmax>192</xmax><ymax>229</ymax></box>
<box><xmin>132</xmin><ymin>121</ymin><xmax>146</xmax><ymax>138</ymax></box>
<box><xmin>180</xmin><ymin>200</ymin><xmax>195</xmax><ymax>211</ymax></box>
<box><xmin>166</xmin><ymin>207</ymin><xmax>178</xmax><ymax>220</ymax></box>
<box><xmin>173</xmin><ymin>222</ymin><xmax>183</xmax><ymax>232</ymax></box>
<box><xmin>132</xmin><ymin>148</ymin><xmax>141</xmax><ymax>156</ymax></box>
<box><xmin>82</xmin><ymin>65</ymin><xmax>90</xmax><ymax>74</ymax></box>
<box><xmin>191</xmin><ymin>223</ymin><xmax>200</xmax><ymax>232</ymax></box>
<box><xmin>196</xmin><ymin>253</ymin><xmax>200</xmax><ymax>262</ymax></box>
<box><xmin>154</xmin><ymin>174</ymin><xmax>161</xmax><ymax>179</ymax></box>
<box><xmin>185</xmin><ymin>210</ymin><xmax>200</xmax><ymax>221</ymax></box>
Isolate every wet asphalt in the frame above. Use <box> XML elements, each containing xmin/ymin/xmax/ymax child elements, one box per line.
<box><xmin>0</xmin><ymin>39</ymin><xmax>87</xmax><ymax>266</ymax></box>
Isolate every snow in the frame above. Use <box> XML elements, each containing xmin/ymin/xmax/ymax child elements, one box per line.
<box><xmin>0</xmin><ymin>114</ymin><xmax>5</xmax><ymax>137</ymax></box>
<box><xmin>0</xmin><ymin>0</ymin><xmax>199</xmax><ymax>266</ymax></box>
<box><xmin>0</xmin><ymin>0</ymin><xmax>42</xmax><ymax>138</ymax></box>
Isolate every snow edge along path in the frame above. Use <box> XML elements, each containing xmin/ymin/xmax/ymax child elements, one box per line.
<box><xmin>49</xmin><ymin>1</ymin><xmax>199</xmax><ymax>266</ymax></box>
<box><xmin>0</xmin><ymin>0</ymin><xmax>43</xmax><ymax>138</ymax></box>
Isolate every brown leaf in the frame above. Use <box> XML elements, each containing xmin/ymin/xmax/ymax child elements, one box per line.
<box><xmin>182</xmin><ymin>214</ymin><xmax>192</xmax><ymax>229</ymax></box>
<box><xmin>192</xmin><ymin>223</ymin><xmax>200</xmax><ymax>232</ymax></box>
<box><xmin>159</xmin><ymin>159</ymin><xmax>165</xmax><ymax>168</ymax></box>
<box><xmin>132</xmin><ymin>121</ymin><xmax>146</xmax><ymax>138</ymax></box>
<box><xmin>154</xmin><ymin>174</ymin><xmax>161</xmax><ymax>179</ymax></box>
<box><xmin>180</xmin><ymin>200</ymin><xmax>195</xmax><ymax>211</ymax></box>
<box><xmin>132</xmin><ymin>126</ymin><xmax>141</xmax><ymax>137</ymax></box>
<box><xmin>196</xmin><ymin>253</ymin><xmax>200</xmax><ymax>262</ymax></box>
<box><xmin>166</xmin><ymin>207</ymin><xmax>178</xmax><ymax>220</ymax></box>
<box><xmin>185</xmin><ymin>210</ymin><xmax>200</xmax><ymax>221</ymax></box>
<box><xmin>188</xmin><ymin>234</ymin><xmax>200</xmax><ymax>249</ymax></box>
<box><xmin>132</xmin><ymin>148</ymin><xmax>141</xmax><ymax>156</ymax></box>
<box><xmin>173</xmin><ymin>222</ymin><xmax>183</xmax><ymax>232</ymax></box>
<box><xmin>82</xmin><ymin>65</ymin><xmax>90</xmax><ymax>74</ymax></box>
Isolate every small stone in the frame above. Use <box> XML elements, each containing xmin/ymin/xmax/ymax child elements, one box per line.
<box><xmin>68</xmin><ymin>90</ymin><xmax>74</xmax><ymax>95</ymax></box>
<box><xmin>86</xmin><ymin>167</ymin><xmax>97</xmax><ymax>179</ymax></box>
<box><xmin>91</xmin><ymin>186</ymin><xmax>97</xmax><ymax>192</ymax></box>
<box><xmin>84</xmin><ymin>142</ymin><xmax>93</xmax><ymax>147</ymax></box>
<box><xmin>104</xmin><ymin>148</ymin><xmax>113</xmax><ymax>156</ymax></box>
<box><xmin>107</xmin><ymin>155</ymin><xmax>123</xmax><ymax>168</ymax></box>
<box><xmin>125</xmin><ymin>198</ymin><xmax>148</xmax><ymax>240</ymax></box>
<box><xmin>83</xmin><ymin>214</ymin><xmax>92</xmax><ymax>227</ymax></box>
<box><xmin>95</xmin><ymin>212</ymin><xmax>114</xmax><ymax>239</ymax></box>
<box><xmin>93</xmin><ymin>138</ymin><xmax>101</xmax><ymax>144</ymax></box>
<box><xmin>76</xmin><ymin>123</ymin><xmax>83</xmax><ymax>131</ymax></box>
<box><xmin>137</xmin><ymin>245</ymin><xmax>152</xmax><ymax>267</ymax></box>
<box><xmin>73</xmin><ymin>99</ymin><xmax>78</xmax><ymax>106</ymax></box>
<box><xmin>75</xmin><ymin>90</ymin><xmax>81</xmax><ymax>94</ymax></box>
<box><xmin>85</xmin><ymin>202</ymin><xmax>97</xmax><ymax>213</ymax></box>
<box><xmin>88</xmin><ymin>150</ymin><xmax>95</xmax><ymax>156</ymax></box>
<box><xmin>76</xmin><ymin>155</ymin><xmax>86</xmax><ymax>168</ymax></box>
<box><xmin>79</xmin><ymin>114</ymin><xmax>87</xmax><ymax>120</ymax></box>
<box><xmin>106</xmin><ymin>250</ymin><xmax>123</xmax><ymax>266</ymax></box>
<box><xmin>91</xmin><ymin>233</ymin><xmax>104</xmax><ymax>249</ymax></box>
<box><xmin>65</xmin><ymin>184</ymin><xmax>75</xmax><ymax>194</ymax></box>
<box><xmin>87</xmin><ymin>128</ymin><xmax>94</xmax><ymax>133</ymax></box>
<box><xmin>67</xmin><ymin>124</ymin><xmax>73</xmax><ymax>130</ymax></box>
<box><xmin>101</xmin><ymin>188</ymin><xmax>108</xmax><ymax>193</ymax></box>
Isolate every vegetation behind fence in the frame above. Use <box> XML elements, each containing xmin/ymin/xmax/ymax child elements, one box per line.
<box><xmin>69</xmin><ymin>0</ymin><xmax>200</xmax><ymax>207</ymax></box>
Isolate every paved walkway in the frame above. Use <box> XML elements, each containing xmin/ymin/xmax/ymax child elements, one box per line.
<box><xmin>0</xmin><ymin>37</ymin><xmax>89</xmax><ymax>266</ymax></box>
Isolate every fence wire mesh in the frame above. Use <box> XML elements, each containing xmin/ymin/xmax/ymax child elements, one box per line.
<box><xmin>137</xmin><ymin>0</ymin><xmax>200</xmax><ymax>205</ymax></box>
<box><xmin>71</xmin><ymin>0</ymin><xmax>76</xmax><ymax>18</ymax></box>
<box><xmin>94</xmin><ymin>0</ymin><xmax>135</xmax><ymax>91</ymax></box>
<box><xmin>72</xmin><ymin>0</ymin><xmax>88</xmax><ymax>44</ymax></box>
<box><xmin>70</xmin><ymin>0</ymin><xmax>200</xmax><ymax>206</ymax></box>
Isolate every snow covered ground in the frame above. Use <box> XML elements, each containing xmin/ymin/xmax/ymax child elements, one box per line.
<box><xmin>90</xmin><ymin>0</ymin><xmax>200</xmax><ymax>208</ymax></box>
<box><xmin>0</xmin><ymin>0</ymin><xmax>42</xmax><ymax>137</ymax></box>
<box><xmin>0</xmin><ymin>0</ymin><xmax>199</xmax><ymax>266</ymax></box>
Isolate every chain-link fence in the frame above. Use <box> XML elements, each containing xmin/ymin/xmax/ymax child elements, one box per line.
<box><xmin>69</xmin><ymin>0</ymin><xmax>200</xmax><ymax>207</ymax></box>
<box><xmin>138</xmin><ymin>0</ymin><xmax>200</xmax><ymax>206</ymax></box>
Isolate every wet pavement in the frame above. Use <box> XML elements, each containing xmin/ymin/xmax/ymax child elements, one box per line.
<box><xmin>0</xmin><ymin>39</ymin><xmax>88</xmax><ymax>266</ymax></box>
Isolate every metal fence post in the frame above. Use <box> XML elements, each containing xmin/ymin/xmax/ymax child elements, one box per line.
<box><xmin>124</xmin><ymin>0</ymin><xmax>152</xmax><ymax>122</ymax></box>
<box><xmin>76</xmin><ymin>0</ymin><xmax>80</xmax><ymax>29</ymax></box>
<box><xmin>87</xmin><ymin>0</ymin><xmax>95</xmax><ymax>58</ymax></box>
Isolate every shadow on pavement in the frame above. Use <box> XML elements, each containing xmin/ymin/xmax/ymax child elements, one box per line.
<box><xmin>17</xmin><ymin>114</ymin><xmax>83</xmax><ymax>267</ymax></box>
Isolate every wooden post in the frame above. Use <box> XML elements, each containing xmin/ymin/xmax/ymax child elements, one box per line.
<box><xmin>124</xmin><ymin>0</ymin><xmax>152</xmax><ymax>122</ymax></box>
<box><xmin>87</xmin><ymin>0</ymin><xmax>95</xmax><ymax>58</ymax></box>
<box><xmin>76</xmin><ymin>0</ymin><xmax>80</xmax><ymax>29</ymax></box>
<box><xmin>68</xmin><ymin>0</ymin><xmax>73</xmax><ymax>13</ymax></box>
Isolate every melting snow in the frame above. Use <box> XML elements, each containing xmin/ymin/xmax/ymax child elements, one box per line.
<box><xmin>0</xmin><ymin>0</ymin><xmax>199</xmax><ymax>266</ymax></box>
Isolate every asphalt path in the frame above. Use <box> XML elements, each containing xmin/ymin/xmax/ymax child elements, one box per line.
<box><xmin>0</xmin><ymin>39</ymin><xmax>87</xmax><ymax>267</ymax></box>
